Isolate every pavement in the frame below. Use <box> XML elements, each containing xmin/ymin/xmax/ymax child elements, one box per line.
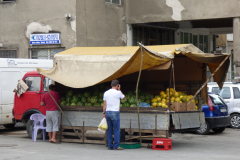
<box><xmin>0</xmin><ymin>126</ymin><xmax>240</xmax><ymax>160</ymax></box>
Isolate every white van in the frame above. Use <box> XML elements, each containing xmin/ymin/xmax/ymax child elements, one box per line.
<box><xmin>0</xmin><ymin>58</ymin><xmax>53</xmax><ymax>128</ymax></box>
<box><xmin>207</xmin><ymin>82</ymin><xmax>240</xmax><ymax>128</ymax></box>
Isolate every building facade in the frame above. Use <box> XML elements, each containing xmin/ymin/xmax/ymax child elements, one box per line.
<box><xmin>1</xmin><ymin>0</ymin><xmax>240</xmax><ymax>80</ymax></box>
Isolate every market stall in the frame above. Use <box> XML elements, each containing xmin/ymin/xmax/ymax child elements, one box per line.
<box><xmin>37</xmin><ymin>44</ymin><xmax>230</xmax><ymax>146</ymax></box>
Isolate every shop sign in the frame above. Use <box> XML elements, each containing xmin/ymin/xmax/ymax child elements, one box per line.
<box><xmin>30</xmin><ymin>33</ymin><xmax>61</xmax><ymax>45</ymax></box>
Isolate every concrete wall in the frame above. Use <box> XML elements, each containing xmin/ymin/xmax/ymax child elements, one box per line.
<box><xmin>76</xmin><ymin>0</ymin><xmax>127</xmax><ymax>47</ymax></box>
<box><xmin>126</xmin><ymin>0</ymin><xmax>240</xmax><ymax>24</ymax></box>
<box><xmin>0</xmin><ymin>0</ymin><xmax>76</xmax><ymax>58</ymax></box>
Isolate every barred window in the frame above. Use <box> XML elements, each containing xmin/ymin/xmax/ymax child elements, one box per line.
<box><xmin>105</xmin><ymin>0</ymin><xmax>121</xmax><ymax>5</ymax></box>
<box><xmin>0</xmin><ymin>50</ymin><xmax>18</xmax><ymax>58</ymax></box>
<box><xmin>30</xmin><ymin>48</ymin><xmax>65</xmax><ymax>59</ymax></box>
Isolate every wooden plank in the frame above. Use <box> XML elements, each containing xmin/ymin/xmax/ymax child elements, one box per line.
<box><xmin>61</xmin><ymin>139</ymin><xmax>82</xmax><ymax>143</ymax></box>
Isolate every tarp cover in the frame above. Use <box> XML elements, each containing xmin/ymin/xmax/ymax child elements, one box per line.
<box><xmin>37</xmin><ymin>44</ymin><xmax>230</xmax><ymax>90</ymax></box>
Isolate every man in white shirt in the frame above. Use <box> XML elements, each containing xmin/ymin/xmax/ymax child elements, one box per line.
<box><xmin>103</xmin><ymin>79</ymin><xmax>125</xmax><ymax>150</ymax></box>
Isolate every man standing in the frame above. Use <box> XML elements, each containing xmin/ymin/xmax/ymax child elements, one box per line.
<box><xmin>103</xmin><ymin>79</ymin><xmax>125</xmax><ymax>150</ymax></box>
<box><xmin>40</xmin><ymin>84</ymin><xmax>60</xmax><ymax>143</ymax></box>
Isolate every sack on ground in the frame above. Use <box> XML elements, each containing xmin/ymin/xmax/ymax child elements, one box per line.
<box><xmin>98</xmin><ymin>118</ymin><xmax>108</xmax><ymax>133</ymax></box>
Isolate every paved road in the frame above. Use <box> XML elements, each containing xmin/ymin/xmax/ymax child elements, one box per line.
<box><xmin>0</xmin><ymin>126</ymin><xmax>240</xmax><ymax>160</ymax></box>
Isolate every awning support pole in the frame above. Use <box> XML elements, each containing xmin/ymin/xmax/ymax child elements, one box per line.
<box><xmin>38</xmin><ymin>72</ymin><xmax>82</xmax><ymax>140</ymax></box>
<box><xmin>168</xmin><ymin>60</ymin><xmax>173</xmax><ymax>110</ymax></box>
<box><xmin>187</xmin><ymin>55</ymin><xmax>230</xmax><ymax>106</ymax></box>
<box><xmin>136</xmin><ymin>43</ymin><xmax>143</xmax><ymax>144</ymax></box>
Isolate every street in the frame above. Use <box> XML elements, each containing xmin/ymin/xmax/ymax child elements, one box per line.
<box><xmin>0</xmin><ymin>126</ymin><xmax>239</xmax><ymax>160</ymax></box>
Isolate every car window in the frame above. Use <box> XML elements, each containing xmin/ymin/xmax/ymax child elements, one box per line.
<box><xmin>212</xmin><ymin>87</ymin><xmax>220</xmax><ymax>94</ymax></box>
<box><xmin>219</xmin><ymin>87</ymin><xmax>231</xmax><ymax>99</ymax></box>
<box><xmin>24</xmin><ymin>77</ymin><xmax>40</xmax><ymax>91</ymax></box>
<box><xmin>43</xmin><ymin>77</ymin><xmax>52</xmax><ymax>91</ymax></box>
<box><xmin>209</xmin><ymin>95</ymin><xmax>225</xmax><ymax>105</ymax></box>
<box><xmin>233</xmin><ymin>87</ymin><xmax>240</xmax><ymax>99</ymax></box>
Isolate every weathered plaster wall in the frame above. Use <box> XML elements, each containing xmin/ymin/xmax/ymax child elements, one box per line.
<box><xmin>0</xmin><ymin>0</ymin><xmax>76</xmax><ymax>58</ymax></box>
<box><xmin>76</xmin><ymin>0</ymin><xmax>126</xmax><ymax>47</ymax></box>
<box><xmin>126</xmin><ymin>0</ymin><xmax>240</xmax><ymax>24</ymax></box>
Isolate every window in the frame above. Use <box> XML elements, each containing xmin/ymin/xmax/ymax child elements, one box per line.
<box><xmin>219</xmin><ymin>87</ymin><xmax>231</xmax><ymax>99</ymax></box>
<box><xmin>180</xmin><ymin>33</ymin><xmax>209</xmax><ymax>52</ymax></box>
<box><xmin>30</xmin><ymin>48</ymin><xmax>64</xmax><ymax>59</ymax></box>
<box><xmin>43</xmin><ymin>77</ymin><xmax>53</xmax><ymax>91</ymax></box>
<box><xmin>133</xmin><ymin>26</ymin><xmax>174</xmax><ymax>46</ymax></box>
<box><xmin>209</xmin><ymin>95</ymin><xmax>225</xmax><ymax>105</ymax></box>
<box><xmin>0</xmin><ymin>49</ymin><xmax>18</xmax><ymax>58</ymax></box>
<box><xmin>24</xmin><ymin>77</ymin><xmax>41</xmax><ymax>91</ymax></box>
<box><xmin>212</xmin><ymin>87</ymin><xmax>220</xmax><ymax>94</ymax></box>
<box><xmin>233</xmin><ymin>87</ymin><xmax>240</xmax><ymax>99</ymax></box>
<box><xmin>105</xmin><ymin>0</ymin><xmax>121</xmax><ymax>5</ymax></box>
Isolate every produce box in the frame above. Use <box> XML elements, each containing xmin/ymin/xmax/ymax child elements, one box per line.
<box><xmin>181</xmin><ymin>102</ymin><xmax>196</xmax><ymax>111</ymax></box>
<box><xmin>168</xmin><ymin>102</ymin><xmax>186</xmax><ymax>111</ymax></box>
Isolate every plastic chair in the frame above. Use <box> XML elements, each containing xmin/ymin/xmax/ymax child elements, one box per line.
<box><xmin>30</xmin><ymin>113</ymin><xmax>46</xmax><ymax>142</ymax></box>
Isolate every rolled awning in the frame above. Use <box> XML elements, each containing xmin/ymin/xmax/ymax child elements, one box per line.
<box><xmin>37</xmin><ymin>44</ymin><xmax>230</xmax><ymax>89</ymax></box>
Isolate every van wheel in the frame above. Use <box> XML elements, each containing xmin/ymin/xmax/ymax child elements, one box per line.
<box><xmin>230</xmin><ymin>114</ymin><xmax>240</xmax><ymax>129</ymax></box>
<box><xmin>3</xmin><ymin>124</ymin><xmax>15</xmax><ymax>129</ymax></box>
<box><xmin>212</xmin><ymin>127</ymin><xmax>225</xmax><ymax>133</ymax></box>
<box><xmin>196</xmin><ymin>121</ymin><xmax>210</xmax><ymax>135</ymax></box>
<box><xmin>26</xmin><ymin>119</ymin><xmax>43</xmax><ymax>139</ymax></box>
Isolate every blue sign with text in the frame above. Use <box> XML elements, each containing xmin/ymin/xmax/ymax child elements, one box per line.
<box><xmin>30</xmin><ymin>33</ymin><xmax>61</xmax><ymax>45</ymax></box>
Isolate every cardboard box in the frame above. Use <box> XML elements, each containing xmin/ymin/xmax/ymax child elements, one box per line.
<box><xmin>182</xmin><ymin>102</ymin><xmax>196</xmax><ymax>111</ymax></box>
<box><xmin>169</xmin><ymin>102</ymin><xmax>187</xmax><ymax>111</ymax></box>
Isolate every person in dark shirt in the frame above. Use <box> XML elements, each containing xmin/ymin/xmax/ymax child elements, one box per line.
<box><xmin>40</xmin><ymin>84</ymin><xmax>60</xmax><ymax>143</ymax></box>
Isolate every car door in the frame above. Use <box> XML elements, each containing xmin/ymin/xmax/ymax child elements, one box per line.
<box><xmin>220</xmin><ymin>87</ymin><xmax>233</xmax><ymax>114</ymax></box>
<box><xmin>15</xmin><ymin>76</ymin><xmax>42</xmax><ymax>115</ymax></box>
<box><xmin>232</xmin><ymin>87</ymin><xmax>240</xmax><ymax>114</ymax></box>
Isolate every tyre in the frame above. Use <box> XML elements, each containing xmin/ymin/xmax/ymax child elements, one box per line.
<box><xmin>230</xmin><ymin>114</ymin><xmax>240</xmax><ymax>129</ymax></box>
<box><xmin>212</xmin><ymin>127</ymin><xmax>225</xmax><ymax>133</ymax></box>
<box><xmin>3</xmin><ymin>124</ymin><xmax>15</xmax><ymax>129</ymax></box>
<box><xmin>26</xmin><ymin>119</ymin><xmax>43</xmax><ymax>139</ymax></box>
<box><xmin>196</xmin><ymin>121</ymin><xmax>210</xmax><ymax>135</ymax></box>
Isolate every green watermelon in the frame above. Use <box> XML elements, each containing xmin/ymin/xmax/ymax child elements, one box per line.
<box><xmin>71</xmin><ymin>98</ymin><xmax>78</xmax><ymax>104</ymax></box>
<box><xmin>130</xmin><ymin>104</ymin><xmax>137</xmax><ymax>107</ymax></box>
<box><xmin>66</xmin><ymin>97</ymin><xmax>71</xmax><ymax>103</ymax></box>
<box><xmin>121</xmin><ymin>99</ymin><xmax>127</xmax><ymax>104</ymax></box>
<box><xmin>93</xmin><ymin>103</ymin><xmax>100</xmax><ymax>106</ymax></box>
<box><xmin>77</xmin><ymin>102</ymin><xmax>84</xmax><ymax>106</ymax></box>
<box><xmin>85</xmin><ymin>103</ymin><xmax>88</xmax><ymax>106</ymax></box>
<box><xmin>123</xmin><ymin>103</ymin><xmax>130</xmax><ymax>107</ymax></box>
<box><xmin>60</xmin><ymin>101</ymin><xmax>66</xmax><ymax>106</ymax></box>
<box><xmin>71</xmin><ymin>103</ymin><xmax>76</xmax><ymax>106</ymax></box>
<box><xmin>77</xmin><ymin>93</ymin><xmax>83</xmax><ymax>98</ymax></box>
<box><xmin>101</xmin><ymin>102</ymin><xmax>104</xmax><ymax>106</ymax></box>
<box><xmin>98</xmin><ymin>98</ymin><xmax>103</xmax><ymax>103</ymax></box>
<box><xmin>139</xmin><ymin>96</ymin><xmax>145</xmax><ymax>101</ymax></box>
<box><xmin>129</xmin><ymin>97</ymin><xmax>136</xmax><ymax>104</ymax></box>
<box><xmin>87</xmin><ymin>103</ymin><xmax>92</xmax><ymax>106</ymax></box>
<box><xmin>120</xmin><ymin>104</ymin><xmax>123</xmax><ymax>107</ymax></box>
<box><xmin>90</xmin><ymin>96</ymin><xmax>98</xmax><ymax>104</ymax></box>
<box><xmin>87</xmin><ymin>97</ymin><xmax>91</xmax><ymax>102</ymax></box>
<box><xmin>127</xmin><ymin>91</ymin><xmax>133</xmax><ymax>96</ymax></box>
<box><xmin>99</xmin><ymin>93</ymin><xmax>103</xmax><ymax>98</ymax></box>
<box><xmin>145</xmin><ymin>100</ymin><xmax>151</xmax><ymax>104</ymax></box>
<box><xmin>66</xmin><ymin>103</ymin><xmax>71</xmax><ymax>106</ymax></box>
<box><xmin>81</xmin><ymin>97</ymin><xmax>87</xmax><ymax>103</ymax></box>
<box><xmin>61</xmin><ymin>97</ymin><xmax>66</xmax><ymax>101</ymax></box>
<box><xmin>67</xmin><ymin>90</ymin><xmax>74</xmax><ymax>97</ymax></box>
<box><xmin>84</xmin><ymin>92</ymin><xmax>91</xmax><ymax>98</ymax></box>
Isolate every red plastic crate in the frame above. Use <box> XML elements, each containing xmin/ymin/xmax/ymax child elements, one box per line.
<box><xmin>152</xmin><ymin>138</ymin><xmax>172</xmax><ymax>150</ymax></box>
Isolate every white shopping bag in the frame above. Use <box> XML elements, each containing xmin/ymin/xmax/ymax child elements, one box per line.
<box><xmin>98</xmin><ymin>118</ymin><xmax>108</xmax><ymax>133</ymax></box>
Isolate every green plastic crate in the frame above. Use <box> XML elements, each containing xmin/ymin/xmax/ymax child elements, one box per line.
<box><xmin>119</xmin><ymin>142</ymin><xmax>141</xmax><ymax>149</ymax></box>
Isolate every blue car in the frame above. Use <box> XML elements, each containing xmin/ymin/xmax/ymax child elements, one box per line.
<box><xmin>196</xmin><ymin>93</ymin><xmax>230</xmax><ymax>135</ymax></box>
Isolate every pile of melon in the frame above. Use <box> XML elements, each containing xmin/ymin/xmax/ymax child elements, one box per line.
<box><xmin>151</xmin><ymin>88</ymin><xmax>198</xmax><ymax>109</ymax></box>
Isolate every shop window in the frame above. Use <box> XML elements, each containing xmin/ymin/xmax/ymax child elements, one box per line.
<box><xmin>24</xmin><ymin>77</ymin><xmax>41</xmax><ymax>91</ymax></box>
<box><xmin>30</xmin><ymin>48</ymin><xmax>65</xmax><ymax>59</ymax></box>
<box><xmin>0</xmin><ymin>49</ymin><xmax>18</xmax><ymax>58</ymax></box>
<box><xmin>105</xmin><ymin>0</ymin><xmax>121</xmax><ymax>5</ymax></box>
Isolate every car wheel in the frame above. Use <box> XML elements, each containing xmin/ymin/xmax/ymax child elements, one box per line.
<box><xmin>196</xmin><ymin>121</ymin><xmax>210</xmax><ymax>135</ymax></box>
<box><xmin>212</xmin><ymin>127</ymin><xmax>225</xmax><ymax>133</ymax></box>
<box><xmin>3</xmin><ymin>124</ymin><xmax>15</xmax><ymax>129</ymax></box>
<box><xmin>230</xmin><ymin>114</ymin><xmax>240</xmax><ymax>129</ymax></box>
<box><xmin>26</xmin><ymin>119</ymin><xmax>43</xmax><ymax>139</ymax></box>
